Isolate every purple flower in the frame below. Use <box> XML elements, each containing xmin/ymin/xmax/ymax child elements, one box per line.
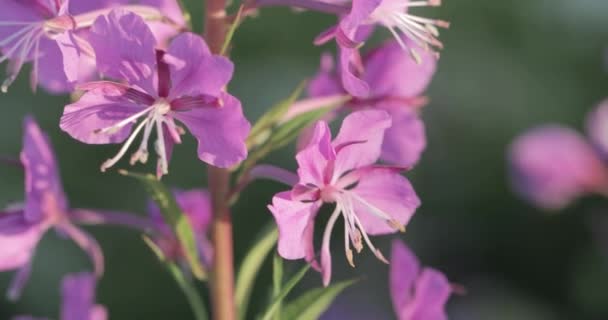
<box><xmin>306</xmin><ymin>37</ymin><xmax>435</xmax><ymax>167</ymax></box>
<box><xmin>0</xmin><ymin>116</ymin><xmax>104</xmax><ymax>300</ymax></box>
<box><xmin>148</xmin><ymin>189</ymin><xmax>213</xmax><ymax>267</ymax></box>
<box><xmin>0</xmin><ymin>0</ymin><xmax>185</xmax><ymax>93</ymax></box>
<box><xmin>390</xmin><ymin>240</ymin><xmax>452</xmax><ymax>320</ymax></box>
<box><xmin>60</xmin><ymin>10</ymin><xmax>250</xmax><ymax>177</ymax></box>
<box><xmin>14</xmin><ymin>272</ymin><xmax>107</xmax><ymax>320</ymax></box>
<box><xmin>268</xmin><ymin>110</ymin><xmax>420</xmax><ymax>286</ymax></box>
<box><xmin>509</xmin><ymin>126</ymin><xmax>608</xmax><ymax>210</ymax></box>
<box><xmin>313</xmin><ymin>0</ymin><xmax>448</xmax><ymax>97</ymax></box>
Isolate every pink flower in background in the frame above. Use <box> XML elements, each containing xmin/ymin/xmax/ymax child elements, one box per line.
<box><xmin>14</xmin><ymin>272</ymin><xmax>107</xmax><ymax>320</ymax></box>
<box><xmin>269</xmin><ymin>110</ymin><xmax>420</xmax><ymax>286</ymax></box>
<box><xmin>148</xmin><ymin>189</ymin><xmax>213</xmax><ymax>268</ymax></box>
<box><xmin>0</xmin><ymin>0</ymin><xmax>185</xmax><ymax>93</ymax></box>
<box><xmin>306</xmin><ymin>37</ymin><xmax>435</xmax><ymax>167</ymax></box>
<box><xmin>0</xmin><ymin>117</ymin><xmax>104</xmax><ymax>300</ymax></box>
<box><xmin>509</xmin><ymin>126</ymin><xmax>608</xmax><ymax>210</ymax></box>
<box><xmin>586</xmin><ymin>99</ymin><xmax>608</xmax><ymax>158</ymax></box>
<box><xmin>390</xmin><ymin>240</ymin><xmax>453</xmax><ymax>320</ymax></box>
<box><xmin>60</xmin><ymin>10</ymin><xmax>249</xmax><ymax>177</ymax></box>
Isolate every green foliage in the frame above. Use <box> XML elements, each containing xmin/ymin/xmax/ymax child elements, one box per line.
<box><xmin>259</xmin><ymin>264</ymin><xmax>311</xmax><ymax>320</ymax></box>
<box><xmin>281</xmin><ymin>279</ymin><xmax>358</xmax><ymax>320</ymax></box>
<box><xmin>236</xmin><ymin>224</ymin><xmax>279</xmax><ymax>320</ymax></box>
<box><xmin>120</xmin><ymin>170</ymin><xmax>206</xmax><ymax>280</ymax></box>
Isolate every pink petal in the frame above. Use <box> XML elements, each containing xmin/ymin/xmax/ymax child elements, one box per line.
<box><xmin>172</xmin><ymin>92</ymin><xmax>249</xmax><ymax>168</ymax></box>
<box><xmin>21</xmin><ymin>116</ymin><xmax>68</xmax><ymax>222</ymax></box>
<box><xmin>308</xmin><ymin>53</ymin><xmax>344</xmax><ymax>97</ymax></box>
<box><xmin>60</xmin><ymin>272</ymin><xmax>104</xmax><ymax>320</ymax></box>
<box><xmin>380</xmin><ymin>108</ymin><xmax>426</xmax><ymax>167</ymax></box>
<box><xmin>338</xmin><ymin>46</ymin><xmax>369</xmax><ymax>98</ymax></box>
<box><xmin>349</xmin><ymin>166</ymin><xmax>420</xmax><ymax>235</ymax></box>
<box><xmin>89</xmin><ymin>9</ymin><xmax>157</xmax><ymax>94</ymax></box>
<box><xmin>390</xmin><ymin>240</ymin><xmax>421</xmax><ymax>316</ymax></box>
<box><xmin>268</xmin><ymin>191</ymin><xmax>321</xmax><ymax>260</ymax></box>
<box><xmin>332</xmin><ymin>110</ymin><xmax>391</xmax><ymax>177</ymax></box>
<box><xmin>0</xmin><ymin>212</ymin><xmax>45</xmax><ymax>271</ymax></box>
<box><xmin>401</xmin><ymin>269</ymin><xmax>451</xmax><ymax>320</ymax></box>
<box><xmin>173</xmin><ymin>189</ymin><xmax>212</xmax><ymax>232</ymax></box>
<box><xmin>136</xmin><ymin>0</ymin><xmax>186</xmax><ymax>48</ymax></box>
<box><xmin>295</xmin><ymin>121</ymin><xmax>335</xmax><ymax>186</ymax></box>
<box><xmin>166</xmin><ymin>32</ymin><xmax>234</xmax><ymax>98</ymax></box>
<box><xmin>586</xmin><ymin>99</ymin><xmax>608</xmax><ymax>158</ymax></box>
<box><xmin>60</xmin><ymin>89</ymin><xmax>146</xmax><ymax>144</ymax></box>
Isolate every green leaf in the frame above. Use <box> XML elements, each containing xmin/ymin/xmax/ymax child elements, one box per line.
<box><xmin>120</xmin><ymin>170</ymin><xmax>206</xmax><ymax>280</ymax></box>
<box><xmin>272</xmin><ymin>253</ymin><xmax>284</xmax><ymax>320</ymax></box>
<box><xmin>281</xmin><ymin>279</ymin><xmax>358</xmax><ymax>320</ymax></box>
<box><xmin>259</xmin><ymin>264</ymin><xmax>311</xmax><ymax>320</ymax></box>
<box><xmin>220</xmin><ymin>5</ymin><xmax>245</xmax><ymax>56</ymax></box>
<box><xmin>247</xmin><ymin>82</ymin><xmax>307</xmax><ymax>148</ymax></box>
<box><xmin>143</xmin><ymin>236</ymin><xmax>209</xmax><ymax>320</ymax></box>
<box><xmin>267</xmin><ymin>107</ymin><xmax>332</xmax><ymax>149</ymax></box>
<box><xmin>236</xmin><ymin>224</ymin><xmax>279</xmax><ymax>320</ymax></box>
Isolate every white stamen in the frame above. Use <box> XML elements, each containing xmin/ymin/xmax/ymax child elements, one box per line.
<box><xmin>101</xmin><ymin>119</ymin><xmax>149</xmax><ymax>172</ymax></box>
<box><xmin>95</xmin><ymin>106</ymin><xmax>155</xmax><ymax>134</ymax></box>
<box><xmin>155</xmin><ymin>116</ymin><xmax>169</xmax><ymax>176</ymax></box>
<box><xmin>350</xmin><ymin>212</ymin><xmax>389</xmax><ymax>264</ymax></box>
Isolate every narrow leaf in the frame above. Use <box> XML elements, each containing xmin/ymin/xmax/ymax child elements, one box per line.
<box><xmin>281</xmin><ymin>279</ymin><xmax>358</xmax><ymax>320</ymax></box>
<box><xmin>220</xmin><ymin>5</ymin><xmax>245</xmax><ymax>56</ymax></box>
<box><xmin>236</xmin><ymin>224</ymin><xmax>279</xmax><ymax>320</ymax></box>
<box><xmin>143</xmin><ymin>236</ymin><xmax>209</xmax><ymax>320</ymax></box>
<box><xmin>120</xmin><ymin>170</ymin><xmax>205</xmax><ymax>280</ymax></box>
<box><xmin>260</xmin><ymin>264</ymin><xmax>311</xmax><ymax>320</ymax></box>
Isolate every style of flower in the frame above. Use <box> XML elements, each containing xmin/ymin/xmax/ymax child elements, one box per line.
<box><xmin>0</xmin><ymin>116</ymin><xmax>104</xmax><ymax>300</ymax></box>
<box><xmin>303</xmin><ymin>37</ymin><xmax>435</xmax><ymax>167</ymax></box>
<box><xmin>14</xmin><ymin>272</ymin><xmax>107</xmax><ymax>320</ymax></box>
<box><xmin>390</xmin><ymin>239</ymin><xmax>453</xmax><ymax>320</ymax></box>
<box><xmin>268</xmin><ymin>110</ymin><xmax>420</xmax><ymax>286</ymax></box>
<box><xmin>148</xmin><ymin>189</ymin><xmax>213</xmax><ymax>267</ymax></box>
<box><xmin>0</xmin><ymin>0</ymin><xmax>185</xmax><ymax>93</ymax></box>
<box><xmin>60</xmin><ymin>10</ymin><xmax>250</xmax><ymax>177</ymax></box>
<box><xmin>509</xmin><ymin>124</ymin><xmax>608</xmax><ymax>210</ymax></box>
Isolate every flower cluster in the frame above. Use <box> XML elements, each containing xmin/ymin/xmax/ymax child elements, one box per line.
<box><xmin>509</xmin><ymin>99</ymin><xmax>608</xmax><ymax>210</ymax></box>
<box><xmin>0</xmin><ymin>0</ymin><xmax>453</xmax><ymax>318</ymax></box>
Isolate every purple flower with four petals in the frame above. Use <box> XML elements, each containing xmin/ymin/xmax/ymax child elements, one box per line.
<box><xmin>268</xmin><ymin>110</ymin><xmax>420</xmax><ymax>286</ymax></box>
<box><xmin>60</xmin><ymin>10</ymin><xmax>250</xmax><ymax>177</ymax></box>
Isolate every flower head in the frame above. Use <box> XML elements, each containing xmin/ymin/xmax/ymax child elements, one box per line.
<box><xmin>509</xmin><ymin>126</ymin><xmax>608</xmax><ymax>210</ymax></box>
<box><xmin>313</xmin><ymin>0</ymin><xmax>448</xmax><ymax>97</ymax></box>
<box><xmin>0</xmin><ymin>116</ymin><xmax>104</xmax><ymax>300</ymax></box>
<box><xmin>269</xmin><ymin>110</ymin><xmax>420</xmax><ymax>286</ymax></box>
<box><xmin>60</xmin><ymin>10</ymin><xmax>250</xmax><ymax>177</ymax></box>
<box><xmin>148</xmin><ymin>188</ymin><xmax>213</xmax><ymax>267</ymax></box>
<box><xmin>15</xmin><ymin>272</ymin><xmax>107</xmax><ymax>320</ymax></box>
<box><xmin>586</xmin><ymin>99</ymin><xmax>608</xmax><ymax>158</ymax></box>
<box><xmin>0</xmin><ymin>0</ymin><xmax>185</xmax><ymax>93</ymax></box>
<box><xmin>307</xmin><ymin>38</ymin><xmax>435</xmax><ymax>167</ymax></box>
<box><xmin>390</xmin><ymin>240</ymin><xmax>453</xmax><ymax>320</ymax></box>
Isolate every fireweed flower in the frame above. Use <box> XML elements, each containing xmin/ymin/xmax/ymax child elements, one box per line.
<box><xmin>586</xmin><ymin>99</ymin><xmax>608</xmax><ymax>158</ymax></box>
<box><xmin>0</xmin><ymin>0</ymin><xmax>185</xmax><ymax>93</ymax></box>
<box><xmin>14</xmin><ymin>272</ymin><xmax>107</xmax><ymax>320</ymax></box>
<box><xmin>268</xmin><ymin>110</ymin><xmax>420</xmax><ymax>286</ymax></box>
<box><xmin>302</xmin><ymin>37</ymin><xmax>435</xmax><ymax>167</ymax></box>
<box><xmin>0</xmin><ymin>117</ymin><xmax>104</xmax><ymax>300</ymax></box>
<box><xmin>148</xmin><ymin>189</ymin><xmax>213</xmax><ymax>268</ymax></box>
<box><xmin>390</xmin><ymin>240</ymin><xmax>452</xmax><ymax>320</ymax></box>
<box><xmin>509</xmin><ymin>126</ymin><xmax>608</xmax><ymax>210</ymax></box>
<box><xmin>60</xmin><ymin>10</ymin><xmax>250</xmax><ymax>177</ymax></box>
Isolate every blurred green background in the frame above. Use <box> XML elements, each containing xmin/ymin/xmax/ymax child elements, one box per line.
<box><xmin>2</xmin><ymin>0</ymin><xmax>608</xmax><ymax>319</ymax></box>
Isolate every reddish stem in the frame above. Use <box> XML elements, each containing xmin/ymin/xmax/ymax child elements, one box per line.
<box><xmin>204</xmin><ymin>0</ymin><xmax>236</xmax><ymax>319</ymax></box>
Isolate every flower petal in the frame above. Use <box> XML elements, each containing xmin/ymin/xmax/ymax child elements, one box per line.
<box><xmin>0</xmin><ymin>211</ymin><xmax>44</xmax><ymax>271</ymax></box>
<box><xmin>338</xmin><ymin>46</ymin><xmax>369</xmax><ymax>98</ymax></box>
<box><xmin>332</xmin><ymin>110</ymin><xmax>391</xmax><ymax>176</ymax></box>
<box><xmin>509</xmin><ymin>126</ymin><xmax>608</xmax><ymax>210</ymax></box>
<box><xmin>89</xmin><ymin>9</ymin><xmax>157</xmax><ymax>94</ymax></box>
<box><xmin>380</xmin><ymin>108</ymin><xmax>426</xmax><ymax>167</ymax></box>
<box><xmin>136</xmin><ymin>0</ymin><xmax>186</xmax><ymax>48</ymax></box>
<box><xmin>295</xmin><ymin>121</ymin><xmax>336</xmax><ymax>186</ymax></box>
<box><xmin>172</xmin><ymin>92</ymin><xmax>249</xmax><ymax>168</ymax></box>
<box><xmin>165</xmin><ymin>32</ymin><xmax>234</xmax><ymax>98</ymax></box>
<box><xmin>60</xmin><ymin>89</ymin><xmax>146</xmax><ymax>144</ymax></box>
<box><xmin>401</xmin><ymin>268</ymin><xmax>451</xmax><ymax>320</ymax></box>
<box><xmin>60</xmin><ymin>272</ymin><xmax>105</xmax><ymax>320</ymax></box>
<box><xmin>349</xmin><ymin>166</ymin><xmax>420</xmax><ymax>235</ymax></box>
<box><xmin>174</xmin><ymin>189</ymin><xmax>212</xmax><ymax>232</ymax></box>
<box><xmin>268</xmin><ymin>191</ymin><xmax>321</xmax><ymax>261</ymax></box>
<box><xmin>364</xmin><ymin>38</ymin><xmax>436</xmax><ymax>98</ymax></box>
<box><xmin>21</xmin><ymin>116</ymin><xmax>68</xmax><ymax>222</ymax></box>
<box><xmin>390</xmin><ymin>240</ymin><xmax>421</xmax><ymax>316</ymax></box>
<box><xmin>586</xmin><ymin>99</ymin><xmax>608</xmax><ymax>158</ymax></box>
<box><xmin>308</xmin><ymin>53</ymin><xmax>344</xmax><ymax>97</ymax></box>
